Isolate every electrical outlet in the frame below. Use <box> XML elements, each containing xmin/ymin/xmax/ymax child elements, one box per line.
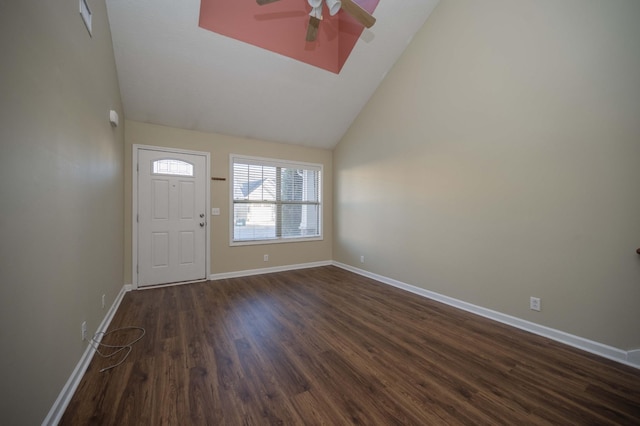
<box><xmin>81</xmin><ymin>321</ymin><xmax>87</xmax><ymax>340</ymax></box>
<box><xmin>102</xmin><ymin>294</ymin><xmax>106</xmax><ymax>309</ymax></box>
<box><xmin>360</xmin><ymin>255</ymin><xmax>365</xmax><ymax>263</ymax></box>
<box><xmin>530</xmin><ymin>297</ymin><xmax>541</xmax><ymax>312</ymax></box>
<box><xmin>264</xmin><ymin>254</ymin><xmax>269</xmax><ymax>262</ymax></box>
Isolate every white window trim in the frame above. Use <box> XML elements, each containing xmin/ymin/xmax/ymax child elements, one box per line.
<box><xmin>229</xmin><ymin>154</ymin><xmax>323</xmax><ymax>246</ymax></box>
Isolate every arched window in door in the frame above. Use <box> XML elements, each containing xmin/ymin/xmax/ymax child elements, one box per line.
<box><xmin>152</xmin><ymin>159</ymin><xmax>194</xmax><ymax>176</ymax></box>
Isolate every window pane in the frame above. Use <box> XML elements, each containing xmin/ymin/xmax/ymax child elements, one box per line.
<box><xmin>233</xmin><ymin>163</ymin><xmax>276</xmax><ymax>201</ymax></box>
<box><xmin>280</xmin><ymin>168</ymin><xmax>319</xmax><ymax>202</ymax></box>
<box><xmin>281</xmin><ymin>203</ymin><xmax>302</xmax><ymax>237</ymax></box>
<box><xmin>280</xmin><ymin>168</ymin><xmax>302</xmax><ymax>201</ymax></box>
<box><xmin>233</xmin><ymin>203</ymin><xmax>276</xmax><ymax>241</ymax></box>
<box><xmin>281</xmin><ymin>204</ymin><xmax>320</xmax><ymax>238</ymax></box>
<box><xmin>153</xmin><ymin>159</ymin><xmax>193</xmax><ymax>176</ymax></box>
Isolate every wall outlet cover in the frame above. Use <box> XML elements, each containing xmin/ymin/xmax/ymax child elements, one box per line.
<box><xmin>530</xmin><ymin>297</ymin><xmax>541</xmax><ymax>312</ymax></box>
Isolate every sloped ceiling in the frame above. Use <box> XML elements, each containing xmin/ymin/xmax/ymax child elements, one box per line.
<box><xmin>106</xmin><ymin>0</ymin><xmax>440</xmax><ymax>149</ymax></box>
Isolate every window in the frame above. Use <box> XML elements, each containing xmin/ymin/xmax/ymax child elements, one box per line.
<box><xmin>152</xmin><ymin>159</ymin><xmax>194</xmax><ymax>176</ymax></box>
<box><xmin>231</xmin><ymin>155</ymin><xmax>322</xmax><ymax>244</ymax></box>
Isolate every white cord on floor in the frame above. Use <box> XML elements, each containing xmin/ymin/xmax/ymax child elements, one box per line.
<box><xmin>88</xmin><ymin>326</ymin><xmax>146</xmax><ymax>372</ymax></box>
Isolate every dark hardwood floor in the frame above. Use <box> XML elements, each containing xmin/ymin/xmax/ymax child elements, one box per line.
<box><xmin>61</xmin><ymin>266</ymin><xmax>640</xmax><ymax>425</ymax></box>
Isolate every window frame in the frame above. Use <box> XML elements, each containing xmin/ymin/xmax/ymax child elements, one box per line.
<box><xmin>229</xmin><ymin>154</ymin><xmax>323</xmax><ymax>246</ymax></box>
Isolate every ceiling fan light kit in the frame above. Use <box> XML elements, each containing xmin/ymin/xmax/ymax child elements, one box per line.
<box><xmin>310</xmin><ymin>5</ymin><xmax>323</xmax><ymax>19</ymax></box>
<box><xmin>257</xmin><ymin>0</ymin><xmax>375</xmax><ymax>42</ymax></box>
<box><xmin>326</xmin><ymin>0</ymin><xmax>342</xmax><ymax>16</ymax></box>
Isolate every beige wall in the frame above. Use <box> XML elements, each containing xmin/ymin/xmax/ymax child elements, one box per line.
<box><xmin>334</xmin><ymin>0</ymin><xmax>640</xmax><ymax>350</ymax></box>
<box><xmin>124</xmin><ymin>121</ymin><xmax>332</xmax><ymax>281</ymax></box>
<box><xmin>0</xmin><ymin>0</ymin><xmax>124</xmax><ymax>423</ymax></box>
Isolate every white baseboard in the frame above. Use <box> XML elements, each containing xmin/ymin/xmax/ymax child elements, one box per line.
<box><xmin>333</xmin><ymin>261</ymin><xmax>640</xmax><ymax>370</ymax></box>
<box><xmin>209</xmin><ymin>260</ymin><xmax>332</xmax><ymax>281</ymax></box>
<box><xmin>628</xmin><ymin>349</ymin><xmax>640</xmax><ymax>365</ymax></box>
<box><xmin>42</xmin><ymin>284</ymin><xmax>131</xmax><ymax>426</ymax></box>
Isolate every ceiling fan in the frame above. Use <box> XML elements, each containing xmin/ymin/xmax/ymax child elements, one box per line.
<box><xmin>256</xmin><ymin>0</ymin><xmax>376</xmax><ymax>42</ymax></box>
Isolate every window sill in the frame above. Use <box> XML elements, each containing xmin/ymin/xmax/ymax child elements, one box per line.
<box><xmin>230</xmin><ymin>236</ymin><xmax>324</xmax><ymax>247</ymax></box>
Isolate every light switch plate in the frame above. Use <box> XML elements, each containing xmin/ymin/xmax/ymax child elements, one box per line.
<box><xmin>211</xmin><ymin>208</ymin><xmax>220</xmax><ymax>216</ymax></box>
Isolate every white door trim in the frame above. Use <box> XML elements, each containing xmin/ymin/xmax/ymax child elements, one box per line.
<box><xmin>132</xmin><ymin>144</ymin><xmax>211</xmax><ymax>289</ymax></box>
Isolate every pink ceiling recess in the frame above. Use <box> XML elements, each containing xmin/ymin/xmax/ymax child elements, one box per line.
<box><xmin>199</xmin><ymin>0</ymin><xmax>379</xmax><ymax>74</ymax></box>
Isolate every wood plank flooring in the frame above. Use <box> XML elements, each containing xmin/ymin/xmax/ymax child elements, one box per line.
<box><xmin>61</xmin><ymin>266</ymin><xmax>640</xmax><ymax>425</ymax></box>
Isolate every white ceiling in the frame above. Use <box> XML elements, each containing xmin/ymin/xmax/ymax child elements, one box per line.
<box><xmin>106</xmin><ymin>0</ymin><xmax>440</xmax><ymax>149</ymax></box>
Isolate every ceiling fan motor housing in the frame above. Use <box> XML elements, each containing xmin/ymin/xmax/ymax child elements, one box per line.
<box><xmin>308</xmin><ymin>0</ymin><xmax>342</xmax><ymax>16</ymax></box>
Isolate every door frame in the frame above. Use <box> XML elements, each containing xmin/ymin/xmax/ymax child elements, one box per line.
<box><xmin>132</xmin><ymin>144</ymin><xmax>211</xmax><ymax>289</ymax></box>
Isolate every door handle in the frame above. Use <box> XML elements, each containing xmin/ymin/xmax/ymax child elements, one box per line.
<box><xmin>200</xmin><ymin>222</ymin><xmax>205</xmax><ymax>227</ymax></box>
<box><xmin>200</xmin><ymin>213</ymin><xmax>205</xmax><ymax>218</ymax></box>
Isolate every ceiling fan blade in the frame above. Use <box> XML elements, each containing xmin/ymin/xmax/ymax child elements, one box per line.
<box><xmin>256</xmin><ymin>0</ymin><xmax>282</xmax><ymax>5</ymax></box>
<box><xmin>340</xmin><ymin>0</ymin><xmax>376</xmax><ymax>28</ymax></box>
<box><xmin>306</xmin><ymin>16</ymin><xmax>321</xmax><ymax>41</ymax></box>
<box><xmin>255</xmin><ymin>11</ymin><xmax>308</xmax><ymax>21</ymax></box>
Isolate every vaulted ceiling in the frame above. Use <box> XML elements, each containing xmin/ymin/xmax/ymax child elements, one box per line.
<box><xmin>106</xmin><ymin>0</ymin><xmax>440</xmax><ymax>149</ymax></box>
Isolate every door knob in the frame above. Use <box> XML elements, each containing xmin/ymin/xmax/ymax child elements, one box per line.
<box><xmin>200</xmin><ymin>222</ymin><xmax>205</xmax><ymax>227</ymax></box>
<box><xmin>200</xmin><ymin>213</ymin><xmax>205</xmax><ymax>218</ymax></box>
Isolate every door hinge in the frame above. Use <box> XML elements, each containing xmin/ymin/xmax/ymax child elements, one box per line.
<box><xmin>136</xmin><ymin>163</ymin><xmax>139</xmax><ymax>172</ymax></box>
<box><xmin>137</xmin><ymin>214</ymin><xmax>139</xmax><ymax>223</ymax></box>
<box><xmin>136</xmin><ymin>264</ymin><xmax>139</xmax><ymax>273</ymax></box>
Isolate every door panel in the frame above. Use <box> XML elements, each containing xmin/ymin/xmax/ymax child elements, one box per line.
<box><xmin>152</xmin><ymin>232</ymin><xmax>169</xmax><ymax>267</ymax></box>
<box><xmin>138</xmin><ymin>149</ymin><xmax>207</xmax><ymax>286</ymax></box>
<box><xmin>179</xmin><ymin>231</ymin><xmax>195</xmax><ymax>265</ymax></box>
<box><xmin>179</xmin><ymin>181</ymin><xmax>195</xmax><ymax>218</ymax></box>
<box><xmin>152</xmin><ymin>180</ymin><xmax>170</xmax><ymax>219</ymax></box>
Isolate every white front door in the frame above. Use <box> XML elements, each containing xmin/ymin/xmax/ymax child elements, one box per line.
<box><xmin>137</xmin><ymin>148</ymin><xmax>207</xmax><ymax>287</ymax></box>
